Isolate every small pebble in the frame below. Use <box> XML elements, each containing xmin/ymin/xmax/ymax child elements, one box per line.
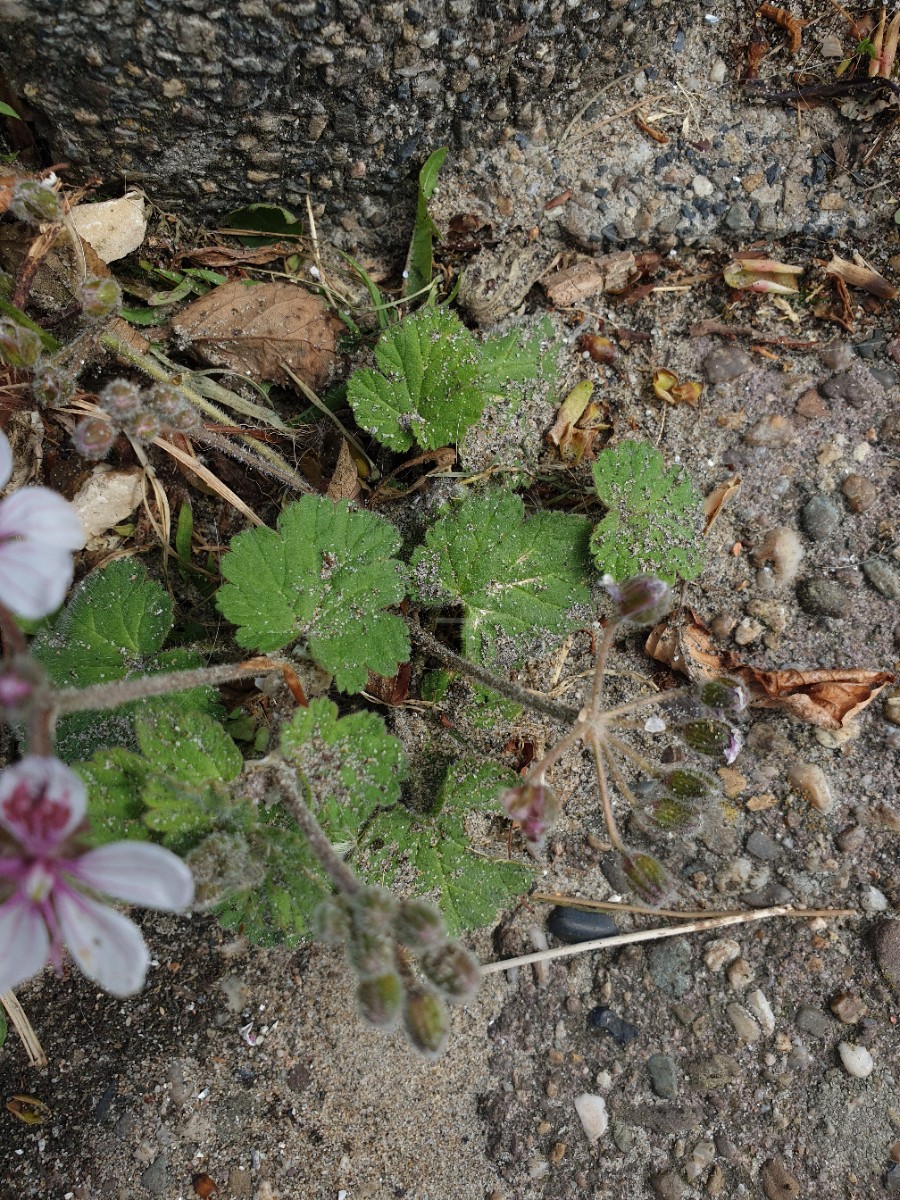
<box><xmin>685</xmin><ymin>1139</ymin><xmax>715</xmax><ymax>1182</ymax></box>
<box><xmin>753</xmin><ymin>527</ymin><xmax>804</xmax><ymax>589</ymax></box>
<box><xmin>862</xmin><ymin>557</ymin><xmax>900</xmax><ymax>600</ymax></box>
<box><xmin>761</xmin><ymin>1156</ymin><xmax>800</xmax><ymax>1199</ymax></box>
<box><xmin>734</xmin><ymin>616</ymin><xmax>763</xmax><ymax>645</ymax></box>
<box><xmin>887</xmin><ymin>1164</ymin><xmax>900</xmax><ymax>1194</ymax></box>
<box><xmin>742</xmin><ymin>882</ymin><xmax>793</xmax><ymax>907</ymax></box>
<box><xmin>800</xmin><ymin>495</ymin><xmax>841</xmax><ymax>541</ymax></box>
<box><xmin>746</xmin><ymin>988</ymin><xmax>775</xmax><ymax>1034</ymax></box>
<box><xmin>840</xmin><ymin>473</ymin><xmax>877</xmax><ymax>513</ymax></box>
<box><xmin>573</xmin><ymin>1092</ymin><xmax>608</xmax><ymax>1143</ymax></box>
<box><xmin>835</xmin><ymin>823</ymin><xmax>866</xmax><ymax>853</ymax></box>
<box><xmin>881</xmin><ymin>410</ymin><xmax>900</xmax><ymax>444</ymax></box>
<box><xmin>744</xmin><ymin>415</ymin><xmax>794</xmax><ymax>447</ymax></box>
<box><xmin>704</xmin><ymin>938</ymin><xmax>741</xmax><ymax>972</ymax></box>
<box><xmin>795</xmin><ymin>1006</ymin><xmax>833</xmax><ymax>1039</ymax></box>
<box><xmin>651</xmin><ymin>1170</ymin><xmax>685</xmax><ymax>1200</ymax></box>
<box><xmin>838</xmin><ymin>1041</ymin><xmax>874</xmax><ymax>1079</ymax></box>
<box><xmin>727</xmin><ymin>957</ymin><xmax>754</xmax><ymax>991</ymax></box>
<box><xmin>787</xmin><ymin>762</ymin><xmax>834</xmax><ymax>814</ymax></box>
<box><xmin>819</xmin><ymin>341</ymin><xmax>855</xmax><ymax>371</ymax></box>
<box><xmin>726</xmin><ymin>1002</ymin><xmax>760</xmax><ymax>1044</ymax></box>
<box><xmin>648</xmin><ymin>1053</ymin><xmax>679</xmax><ymax>1099</ymax></box>
<box><xmin>649</xmin><ymin>940</ymin><xmax>693</xmax><ymax>998</ymax></box>
<box><xmin>707</xmin><ymin>1163</ymin><xmax>725</xmax><ymax>1195</ymax></box>
<box><xmin>612</xmin><ymin>1120</ymin><xmax>634</xmax><ymax>1152</ymax></box>
<box><xmin>588</xmin><ymin>1006</ymin><xmax>639</xmax><ymax>1047</ymax></box>
<box><xmin>796</xmin><ymin>577</ymin><xmax>851</xmax><ymax>619</ymax></box>
<box><xmin>714</xmin><ymin>858</ymin><xmax>754</xmax><ymax>893</ymax></box>
<box><xmin>820</xmin><ymin>369</ymin><xmax>874</xmax><ymax>408</ymax></box>
<box><xmin>746</xmin><ymin>830</ymin><xmax>781</xmax><ymax>861</ymax></box>
<box><xmin>547</xmin><ymin>905</ymin><xmax>618</xmax><ymax>944</ymax></box>
<box><xmin>703</xmin><ymin>346</ymin><xmax>753</xmax><ymax>383</ymax></box>
<box><xmin>862</xmin><ymin>885</ymin><xmax>889</xmax><ymax>914</ymax></box>
<box><xmin>795</xmin><ymin>388</ymin><xmax>827</xmax><ymax>418</ymax></box>
<box><xmin>688</xmin><ymin>1053</ymin><xmax>739</xmax><ymax>1092</ymax></box>
<box><xmin>829</xmin><ymin>992</ymin><xmax>867</xmax><ymax>1024</ymax></box>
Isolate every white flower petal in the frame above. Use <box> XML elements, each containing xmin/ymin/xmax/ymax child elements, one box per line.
<box><xmin>0</xmin><ymin>431</ymin><xmax>12</xmax><ymax>491</ymax></box>
<box><xmin>0</xmin><ymin>755</ymin><xmax>87</xmax><ymax>849</ymax></box>
<box><xmin>0</xmin><ymin>897</ymin><xmax>50</xmax><ymax>992</ymax></box>
<box><xmin>72</xmin><ymin>842</ymin><xmax>194</xmax><ymax>911</ymax></box>
<box><xmin>54</xmin><ymin>889</ymin><xmax>149</xmax><ymax>997</ymax></box>
<box><xmin>0</xmin><ymin>542</ymin><xmax>74</xmax><ymax>619</ymax></box>
<box><xmin>0</xmin><ymin>487</ymin><xmax>85</xmax><ymax>550</ymax></box>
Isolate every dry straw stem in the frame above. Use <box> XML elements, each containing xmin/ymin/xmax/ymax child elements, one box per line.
<box><xmin>0</xmin><ymin>991</ymin><xmax>46</xmax><ymax>1067</ymax></box>
<box><xmin>479</xmin><ymin>904</ymin><xmax>856</xmax><ymax>976</ymax></box>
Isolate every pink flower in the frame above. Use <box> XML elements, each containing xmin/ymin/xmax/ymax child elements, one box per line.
<box><xmin>0</xmin><ymin>430</ymin><xmax>84</xmax><ymax>620</ymax></box>
<box><xmin>0</xmin><ymin>756</ymin><xmax>194</xmax><ymax>997</ymax></box>
<box><xmin>500</xmin><ymin>781</ymin><xmax>560</xmax><ymax>850</ymax></box>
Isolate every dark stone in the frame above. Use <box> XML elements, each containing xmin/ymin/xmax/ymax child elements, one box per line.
<box><xmin>648</xmin><ymin>939</ymin><xmax>693</xmax><ymax>998</ymax></box>
<box><xmin>746</xmin><ymin>830</ymin><xmax>782</xmax><ymax>861</ymax></box>
<box><xmin>140</xmin><ymin>1154</ymin><xmax>169</xmax><ymax>1197</ymax></box>
<box><xmin>651</xmin><ymin>1170</ymin><xmax>685</xmax><ymax>1200</ymax></box>
<box><xmin>588</xmin><ymin>1006</ymin><xmax>640</xmax><ymax>1047</ymax></box>
<box><xmin>800</xmin><ymin>495</ymin><xmax>841</xmax><ymax>541</ymax></box>
<box><xmin>647</xmin><ymin>1053</ymin><xmax>678</xmax><ymax>1099</ymax></box>
<box><xmin>797</xmin><ymin>578</ymin><xmax>852</xmax><ymax>619</ymax></box>
<box><xmin>819</xmin><ymin>370</ymin><xmax>875</xmax><ymax>408</ymax></box>
<box><xmin>742</xmin><ymin>882</ymin><xmax>793</xmax><ymax>907</ymax></box>
<box><xmin>795</xmin><ymin>1006</ymin><xmax>834</xmax><ymax>1039</ymax></box>
<box><xmin>547</xmin><ymin>905</ymin><xmax>618</xmax><ymax>944</ymax></box>
<box><xmin>873</xmin><ymin>920</ymin><xmax>900</xmax><ymax>990</ymax></box>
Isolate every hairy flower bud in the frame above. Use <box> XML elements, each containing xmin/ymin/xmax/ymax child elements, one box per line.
<box><xmin>10</xmin><ymin>178</ymin><xmax>62</xmax><ymax>224</ymax></box>
<box><xmin>356</xmin><ymin>971</ymin><xmax>403</xmax><ymax>1029</ymax></box>
<box><xmin>694</xmin><ymin>677</ymin><xmax>749</xmax><ymax>719</ymax></box>
<box><xmin>346</xmin><ymin>926</ymin><xmax>394</xmax><ymax>980</ymax></box>
<box><xmin>0</xmin><ymin>319</ymin><xmax>43</xmax><ymax>370</ymax></box>
<box><xmin>419</xmin><ymin>940</ymin><xmax>480</xmax><ymax>1005</ymax></box>
<box><xmin>310</xmin><ymin>897</ymin><xmax>350</xmax><ymax>945</ymax></box>
<box><xmin>72</xmin><ymin>415</ymin><xmax>115</xmax><ymax>460</ymax></box>
<box><xmin>678</xmin><ymin>719</ymin><xmax>742</xmax><ymax>763</ymax></box>
<box><xmin>99</xmin><ymin>379</ymin><xmax>142</xmax><ymax>420</ymax></box>
<box><xmin>620</xmin><ymin>850</ymin><xmax>676</xmax><ymax>906</ymax></box>
<box><xmin>129</xmin><ymin>411</ymin><xmax>162</xmax><ymax>442</ymax></box>
<box><xmin>32</xmin><ymin>365</ymin><xmax>75</xmax><ymax>407</ymax></box>
<box><xmin>146</xmin><ymin>384</ymin><xmax>201</xmax><ymax>433</ymax></box>
<box><xmin>602</xmin><ymin>574</ymin><xmax>673</xmax><ymax>625</ymax></box>
<box><xmin>79</xmin><ymin>276</ymin><xmax>122</xmax><ymax>319</ymax></box>
<box><xmin>501</xmin><ymin>781</ymin><xmax>560</xmax><ymax>850</ymax></box>
<box><xmin>403</xmin><ymin>987</ymin><xmax>450</xmax><ymax>1059</ymax></box>
<box><xmin>393</xmin><ymin>897</ymin><xmax>447</xmax><ymax>953</ymax></box>
<box><xmin>350</xmin><ymin>885</ymin><xmax>398</xmax><ymax>934</ymax></box>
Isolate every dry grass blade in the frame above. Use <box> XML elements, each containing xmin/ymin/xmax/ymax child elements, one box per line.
<box><xmin>154</xmin><ymin>435</ymin><xmax>264</xmax><ymax>527</ymax></box>
<box><xmin>0</xmin><ymin>991</ymin><xmax>46</xmax><ymax>1067</ymax></box>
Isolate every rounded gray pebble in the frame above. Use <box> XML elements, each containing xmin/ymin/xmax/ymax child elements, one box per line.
<box><xmin>648</xmin><ymin>1053</ymin><xmax>679</xmax><ymax>1099</ymax></box>
<box><xmin>742</xmin><ymin>882</ymin><xmax>794</xmax><ymax>907</ymax></box>
<box><xmin>820</xmin><ymin>370</ymin><xmax>873</xmax><ymax>407</ymax></box>
<box><xmin>649</xmin><ymin>939</ymin><xmax>693</xmax><ymax>998</ymax></box>
<box><xmin>797</xmin><ymin>577</ymin><xmax>851</xmax><ymax>618</ymax></box>
<box><xmin>862</xmin><ymin>558</ymin><xmax>900</xmax><ymax>600</ymax></box>
<box><xmin>651</xmin><ymin>1170</ymin><xmax>685</xmax><ymax>1200</ymax></box>
<box><xmin>703</xmin><ymin>346</ymin><xmax>753</xmax><ymax>383</ymax></box>
<box><xmin>801</xmin><ymin>495</ymin><xmax>841</xmax><ymax>541</ymax></box>
<box><xmin>873</xmin><ymin>920</ymin><xmax>900</xmax><ymax>990</ymax></box>
<box><xmin>795</xmin><ymin>1005</ymin><xmax>834</xmax><ymax>1039</ymax></box>
<box><xmin>746</xmin><ymin>830</ymin><xmax>782</xmax><ymax>861</ymax></box>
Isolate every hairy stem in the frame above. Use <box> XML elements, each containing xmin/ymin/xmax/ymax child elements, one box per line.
<box><xmin>602</xmin><ymin>685</ymin><xmax>693</xmax><ymax>723</ymax></box>
<box><xmin>408</xmin><ymin>621</ymin><xmax>580</xmax><ymax>724</ymax></box>
<box><xmin>272</xmin><ymin>759</ymin><xmax>361</xmax><ymax>897</ymax></box>
<box><xmin>603</xmin><ymin>730</ymin><xmax>660</xmax><ymax>779</ymax></box>
<box><xmin>588</xmin><ymin>618</ymin><xmax>621</xmax><ymax>713</ymax></box>
<box><xmin>587</xmin><ymin>729</ymin><xmax>625</xmax><ymax>851</ymax></box>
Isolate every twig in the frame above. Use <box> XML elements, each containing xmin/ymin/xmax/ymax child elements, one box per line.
<box><xmin>408</xmin><ymin>621</ymin><xmax>581</xmax><ymax>724</ymax></box>
<box><xmin>271</xmin><ymin>759</ymin><xmax>361</xmax><ymax>896</ymax></box>
<box><xmin>480</xmin><ymin>904</ymin><xmax>855</xmax><ymax>975</ymax></box>
<box><xmin>529</xmin><ymin>891</ymin><xmax>858</xmax><ymax>921</ymax></box>
<box><xmin>0</xmin><ymin>991</ymin><xmax>46</xmax><ymax>1067</ymax></box>
<box><xmin>559</xmin><ymin>63</ymin><xmax>653</xmax><ymax>144</ymax></box>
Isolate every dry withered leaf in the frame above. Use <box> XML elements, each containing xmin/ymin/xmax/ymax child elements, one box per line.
<box><xmin>824</xmin><ymin>253</ymin><xmax>896</xmax><ymax>300</ymax></box>
<box><xmin>646</xmin><ymin>611</ymin><xmax>894</xmax><ymax>729</ymax></box>
<box><xmin>703</xmin><ymin>474</ymin><xmax>741</xmax><ymax>533</ymax></box>
<box><xmin>547</xmin><ymin>380</ymin><xmax>607</xmax><ymax>462</ymax></box>
<box><xmin>541</xmin><ymin>251</ymin><xmax>639</xmax><ymax>307</ymax></box>
<box><xmin>366</xmin><ymin>662</ymin><xmax>411</xmax><ymax>706</ymax></box>
<box><xmin>757</xmin><ymin>3</ymin><xmax>808</xmax><ymax>55</ymax></box>
<box><xmin>367</xmin><ymin>446</ymin><xmax>456</xmax><ymax>507</ymax></box>
<box><xmin>652</xmin><ymin>368</ymin><xmax>703</xmax><ymax>407</ymax></box>
<box><xmin>171</xmin><ymin>280</ymin><xmax>340</xmax><ymax>390</ymax></box>
<box><xmin>174</xmin><ymin>244</ymin><xmax>292</xmax><ymax>268</ymax></box>
<box><xmin>325</xmin><ymin>437</ymin><xmax>361</xmax><ymax>502</ymax></box>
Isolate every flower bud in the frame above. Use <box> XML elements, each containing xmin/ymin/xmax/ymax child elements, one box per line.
<box><xmin>310</xmin><ymin>897</ymin><xmax>350</xmax><ymax>945</ymax></box>
<box><xmin>356</xmin><ymin>971</ymin><xmax>403</xmax><ymax>1029</ymax></box>
<box><xmin>500</xmin><ymin>780</ymin><xmax>560</xmax><ymax>850</ymax></box>
<box><xmin>419</xmin><ymin>940</ymin><xmax>480</xmax><ymax>1005</ymax></box>
<box><xmin>677</xmin><ymin>719</ymin><xmax>742</xmax><ymax>763</ymax></box>
<box><xmin>346</xmin><ymin>926</ymin><xmax>394</xmax><ymax>980</ymax></box>
<box><xmin>32</xmin><ymin>365</ymin><xmax>75</xmax><ymax>407</ymax></box>
<box><xmin>694</xmin><ymin>677</ymin><xmax>748</xmax><ymax>718</ymax></box>
<box><xmin>403</xmin><ymin>987</ymin><xmax>450</xmax><ymax>1059</ymax></box>
<box><xmin>72</xmin><ymin>415</ymin><xmax>115</xmax><ymax>460</ymax></box>
<box><xmin>662</xmin><ymin>766</ymin><xmax>720</xmax><ymax>801</ymax></box>
<box><xmin>0</xmin><ymin>319</ymin><xmax>43</xmax><ymax>370</ymax></box>
<box><xmin>602</xmin><ymin>574</ymin><xmax>673</xmax><ymax>625</ymax></box>
<box><xmin>128</xmin><ymin>410</ymin><xmax>162</xmax><ymax>442</ymax></box>
<box><xmin>147</xmin><ymin>383</ymin><xmax>201</xmax><ymax>432</ymax></box>
<box><xmin>79</xmin><ymin>276</ymin><xmax>121</xmax><ymax>319</ymax></box>
<box><xmin>10</xmin><ymin>178</ymin><xmax>62</xmax><ymax>223</ymax></box>
<box><xmin>99</xmin><ymin>379</ymin><xmax>142</xmax><ymax>420</ymax></box>
<box><xmin>393</xmin><ymin>897</ymin><xmax>447</xmax><ymax>952</ymax></box>
<box><xmin>350</xmin><ymin>885</ymin><xmax>398</xmax><ymax>934</ymax></box>
<box><xmin>621</xmin><ymin>850</ymin><xmax>676</xmax><ymax>906</ymax></box>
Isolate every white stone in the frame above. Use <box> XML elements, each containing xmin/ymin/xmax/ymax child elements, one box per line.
<box><xmin>69</xmin><ymin>191</ymin><xmax>147</xmax><ymax>263</ymax></box>
<box><xmin>574</xmin><ymin>1093</ymin><xmax>608</xmax><ymax>1143</ymax></box>
<box><xmin>838</xmin><ymin>1042</ymin><xmax>874</xmax><ymax>1079</ymax></box>
<box><xmin>862</xmin><ymin>886</ymin><xmax>889</xmax><ymax>914</ymax></box>
<box><xmin>704</xmin><ymin>937</ymin><xmax>741</xmax><ymax>972</ymax></box>
<box><xmin>709</xmin><ymin>58</ymin><xmax>728</xmax><ymax>83</ymax></box>
<box><xmin>692</xmin><ymin>174</ymin><xmax>715</xmax><ymax>198</ymax></box>
<box><xmin>70</xmin><ymin>465</ymin><xmax>143</xmax><ymax>545</ymax></box>
<box><xmin>746</xmin><ymin>988</ymin><xmax>776</xmax><ymax>1034</ymax></box>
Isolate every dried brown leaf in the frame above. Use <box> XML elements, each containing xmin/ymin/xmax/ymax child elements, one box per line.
<box><xmin>174</xmin><ymin>244</ymin><xmax>292</xmax><ymax>268</ymax></box>
<box><xmin>541</xmin><ymin>252</ymin><xmax>638</xmax><ymax>307</ymax></box>
<box><xmin>325</xmin><ymin>437</ymin><xmax>361</xmax><ymax>502</ymax></box>
<box><xmin>825</xmin><ymin>253</ymin><xmax>896</xmax><ymax>300</ymax></box>
<box><xmin>703</xmin><ymin>475</ymin><xmax>741</xmax><ymax>533</ymax></box>
<box><xmin>645</xmin><ymin>611</ymin><xmax>893</xmax><ymax>729</ymax></box>
<box><xmin>547</xmin><ymin>380</ymin><xmax>606</xmax><ymax>462</ymax></box>
<box><xmin>171</xmin><ymin>280</ymin><xmax>340</xmax><ymax>390</ymax></box>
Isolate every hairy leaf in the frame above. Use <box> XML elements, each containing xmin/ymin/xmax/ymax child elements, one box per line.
<box><xmin>590</xmin><ymin>440</ymin><xmax>704</xmax><ymax>583</ymax></box>
<box><xmin>359</xmin><ymin>759</ymin><xmax>533</xmax><ymax>934</ymax></box>
<box><xmin>410</xmin><ymin>490</ymin><xmax>592</xmax><ymax>664</ymax></box>
<box><xmin>216</xmin><ymin>496</ymin><xmax>409</xmax><ymax>692</ymax></box>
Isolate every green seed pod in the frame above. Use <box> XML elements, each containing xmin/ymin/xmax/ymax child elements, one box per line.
<box><xmin>621</xmin><ymin>850</ymin><xmax>676</xmax><ymax>907</ymax></box>
<box><xmin>310</xmin><ymin>898</ymin><xmax>350</xmax><ymax>946</ymax></box>
<box><xmin>694</xmin><ymin>677</ymin><xmax>748</xmax><ymax>718</ymax></box>
<box><xmin>99</xmin><ymin>379</ymin><xmax>142</xmax><ymax>420</ymax></box>
<box><xmin>72</xmin><ymin>415</ymin><xmax>115</xmax><ymax>460</ymax></box>
<box><xmin>10</xmin><ymin>178</ymin><xmax>62</xmax><ymax>223</ymax></box>
<box><xmin>403</xmin><ymin>987</ymin><xmax>450</xmax><ymax>1059</ymax></box>
<box><xmin>663</xmin><ymin>766</ymin><xmax>720</xmax><ymax>801</ymax></box>
<box><xmin>31</xmin><ymin>365</ymin><xmax>75</xmax><ymax>407</ymax></box>
<box><xmin>350</xmin><ymin>885</ymin><xmax>398</xmax><ymax>935</ymax></box>
<box><xmin>79</xmin><ymin>275</ymin><xmax>121</xmax><ymax>318</ymax></box>
<box><xmin>419</xmin><ymin>940</ymin><xmax>480</xmax><ymax>1005</ymax></box>
<box><xmin>346</xmin><ymin>925</ymin><xmax>394</xmax><ymax>980</ymax></box>
<box><xmin>393</xmin><ymin>898</ymin><xmax>447</xmax><ymax>953</ymax></box>
<box><xmin>356</xmin><ymin>971</ymin><xmax>403</xmax><ymax>1029</ymax></box>
<box><xmin>0</xmin><ymin>318</ymin><xmax>43</xmax><ymax>370</ymax></box>
<box><xmin>677</xmin><ymin>719</ymin><xmax>735</xmax><ymax>759</ymax></box>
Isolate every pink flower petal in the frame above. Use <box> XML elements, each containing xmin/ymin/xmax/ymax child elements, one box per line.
<box><xmin>0</xmin><ymin>431</ymin><xmax>12</xmax><ymax>491</ymax></box>
<box><xmin>72</xmin><ymin>842</ymin><xmax>194</xmax><ymax>911</ymax></box>
<box><xmin>54</xmin><ymin>888</ymin><xmax>149</xmax><ymax>996</ymax></box>
<box><xmin>0</xmin><ymin>756</ymin><xmax>87</xmax><ymax>851</ymax></box>
<box><xmin>0</xmin><ymin>487</ymin><xmax>85</xmax><ymax>550</ymax></box>
<box><xmin>0</xmin><ymin>896</ymin><xmax>50</xmax><ymax>992</ymax></box>
<box><xmin>0</xmin><ymin>542</ymin><xmax>75</xmax><ymax>619</ymax></box>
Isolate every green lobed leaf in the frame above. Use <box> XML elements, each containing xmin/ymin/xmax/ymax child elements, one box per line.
<box><xmin>223</xmin><ymin>202</ymin><xmax>303</xmax><ymax>247</ymax></box>
<box><xmin>359</xmin><ymin>759</ymin><xmax>533</xmax><ymax>935</ymax></box>
<box><xmin>346</xmin><ymin>307</ymin><xmax>484</xmax><ymax>451</ymax></box>
<box><xmin>410</xmin><ymin>490</ymin><xmax>592</xmax><ymax>665</ymax></box>
<box><xmin>215</xmin><ymin>496</ymin><xmax>409</xmax><ymax>692</ymax></box>
<box><xmin>590</xmin><ymin>440</ymin><xmax>704</xmax><ymax>584</ymax></box>
<box><xmin>31</xmin><ymin>560</ymin><xmax>218</xmax><ymax>761</ymax></box>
